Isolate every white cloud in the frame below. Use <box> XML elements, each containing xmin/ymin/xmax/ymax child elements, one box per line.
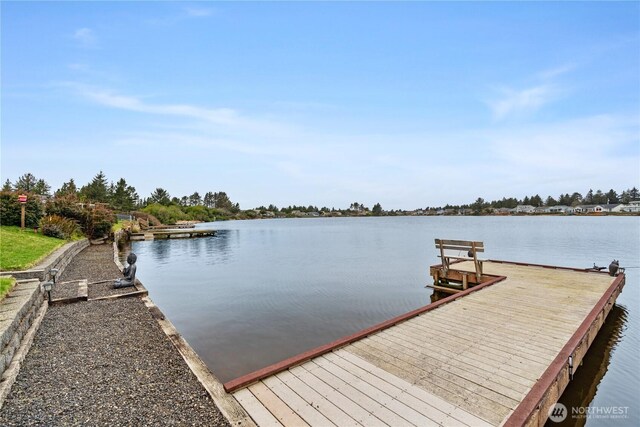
<box><xmin>73</xmin><ymin>28</ymin><xmax>95</xmax><ymax>47</ymax></box>
<box><xmin>65</xmin><ymin>83</ymin><xmax>295</xmax><ymax>136</ymax></box>
<box><xmin>482</xmin><ymin>114</ymin><xmax>639</xmax><ymax>194</ymax></box>
<box><xmin>185</xmin><ymin>7</ymin><xmax>213</xmax><ymax>17</ymax></box>
<box><xmin>487</xmin><ymin>84</ymin><xmax>556</xmax><ymax>120</ymax></box>
<box><xmin>537</xmin><ymin>64</ymin><xmax>575</xmax><ymax>80</ymax></box>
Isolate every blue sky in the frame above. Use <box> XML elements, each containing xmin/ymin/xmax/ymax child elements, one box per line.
<box><xmin>2</xmin><ymin>2</ymin><xmax>639</xmax><ymax>209</ymax></box>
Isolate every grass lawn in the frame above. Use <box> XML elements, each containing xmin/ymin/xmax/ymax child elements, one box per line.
<box><xmin>0</xmin><ymin>226</ymin><xmax>67</xmax><ymax>271</ymax></box>
<box><xmin>0</xmin><ymin>276</ymin><xmax>16</xmax><ymax>300</ymax></box>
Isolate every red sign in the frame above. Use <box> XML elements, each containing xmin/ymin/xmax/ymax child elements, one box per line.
<box><xmin>18</xmin><ymin>194</ymin><xmax>27</xmax><ymax>203</ymax></box>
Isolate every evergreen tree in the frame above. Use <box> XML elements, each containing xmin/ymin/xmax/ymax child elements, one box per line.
<box><xmin>570</xmin><ymin>192</ymin><xmax>583</xmax><ymax>206</ymax></box>
<box><xmin>630</xmin><ymin>187</ymin><xmax>639</xmax><ymax>200</ymax></box>
<box><xmin>203</xmin><ymin>192</ymin><xmax>215</xmax><ymax>208</ymax></box>
<box><xmin>189</xmin><ymin>192</ymin><xmax>202</xmax><ymax>206</ymax></box>
<box><xmin>111</xmin><ymin>178</ymin><xmax>138</xmax><ymax>211</ymax></box>
<box><xmin>620</xmin><ymin>190</ymin><xmax>630</xmax><ymax>204</ymax></box>
<box><xmin>2</xmin><ymin>179</ymin><xmax>12</xmax><ymax>192</ymax></box>
<box><xmin>592</xmin><ymin>189</ymin><xmax>607</xmax><ymax>204</ymax></box>
<box><xmin>33</xmin><ymin>179</ymin><xmax>51</xmax><ymax>196</ymax></box>
<box><xmin>80</xmin><ymin>171</ymin><xmax>110</xmax><ymax>202</ymax></box>
<box><xmin>149</xmin><ymin>188</ymin><xmax>171</xmax><ymax>205</ymax></box>
<box><xmin>530</xmin><ymin>194</ymin><xmax>543</xmax><ymax>207</ymax></box>
<box><xmin>213</xmin><ymin>192</ymin><xmax>233</xmax><ymax>210</ymax></box>
<box><xmin>472</xmin><ymin>197</ymin><xmax>485</xmax><ymax>215</ymax></box>
<box><xmin>372</xmin><ymin>202</ymin><xmax>383</xmax><ymax>216</ymax></box>
<box><xmin>545</xmin><ymin>196</ymin><xmax>557</xmax><ymax>207</ymax></box>
<box><xmin>56</xmin><ymin>179</ymin><xmax>78</xmax><ymax>197</ymax></box>
<box><xmin>14</xmin><ymin>173</ymin><xmax>37</xmax><ymax>192</ymax></box>
<box><xmin>605</xmin><ymin>189</ymin><xmax>619</xmax><ymax>204</ymax></box>
<box><xmin>585</xmin><ymin>189</ymin><xmax>594</xmax><ymax>203</ymax></box>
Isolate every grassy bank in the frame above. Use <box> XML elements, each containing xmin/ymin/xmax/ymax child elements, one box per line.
<box><xmin>0</xmin><ymin>226</ymin><xmax>66</xmax><ymax>271</ymax></box>
<box><xmin>0</xmin><ymin>276</ymin><xmax>16</xmax><ymax>300</ymax></box>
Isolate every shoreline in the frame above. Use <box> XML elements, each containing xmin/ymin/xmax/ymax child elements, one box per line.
<box><xmin>0</xmin><ymin>241</ymin><xmax>251</xmax><ymax>426</ymax></box>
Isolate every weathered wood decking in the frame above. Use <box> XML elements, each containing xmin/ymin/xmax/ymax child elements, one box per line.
<box><xmin>226</xmin><ymin>261</ymin><xmax>625</xmax><ymax>427</ymax></box>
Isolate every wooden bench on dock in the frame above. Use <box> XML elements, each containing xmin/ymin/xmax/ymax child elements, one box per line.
<box><xmin>432</xmin><ymin>239</ymin><xmax>486</xmax><ymax>290</ymax></box>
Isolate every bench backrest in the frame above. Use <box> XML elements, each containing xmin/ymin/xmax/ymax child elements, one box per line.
<box><xmin>434</xmin><ymin>239</ymin><xmax>484</xmax><ymax>253</ymax></box>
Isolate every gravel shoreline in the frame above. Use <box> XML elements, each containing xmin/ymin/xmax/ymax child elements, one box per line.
<box><xmin>0</xmin><ymin>245</ymin><xmax>230</xmax><ymax>426</ymax></box>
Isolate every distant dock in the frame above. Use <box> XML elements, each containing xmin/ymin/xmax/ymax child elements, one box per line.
<box><xmin>223</xmin><ymin>260</ymin><xmax>625</xmax><ymax>426</ymax></box>
<box><xmin>129</xmin><ymin>229</ymin><xmax>215</xmax><ymax>241</ymax></box>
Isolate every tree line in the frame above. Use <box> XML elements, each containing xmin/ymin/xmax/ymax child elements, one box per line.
<box><xmin>2</xmin><ymin>171</ymin><xmax>240</xmax><ymax>214</ymax></box>
<box><xmin>3</xmin><ymin>171</ymin><xmax>637</xmax><ymax>219</ymax></box>
<box><xmin>447</xmin><ymin>187</ymin><xmax>639</xmax><ymax>215</ymax></box>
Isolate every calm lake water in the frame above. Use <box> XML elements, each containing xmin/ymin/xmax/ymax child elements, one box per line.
<box><xmin>124</xmin><ymin>216</ymin><xmax>639</xmax><ymax>425</ymax></box>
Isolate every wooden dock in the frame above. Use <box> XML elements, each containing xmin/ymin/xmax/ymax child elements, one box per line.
<box><xmin>129</xmin><ymin>229</ymin><xmax>215</xmax><ymax>241</ymax></box>
<box><xmin>224</xmin><ymin>260</ymin><xmax>625</xmax><ymax>427</ymax></box>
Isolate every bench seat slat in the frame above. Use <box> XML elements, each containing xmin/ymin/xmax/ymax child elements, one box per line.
<box><xmin>437</xmin><ymin>255</ymin><xmax>487</xmax><ymax>262</ymax></box>
<box><xmin>436</xmin><ymin>245</ymin><xmax>485</xmax><ymax>252</ymax></box>
<box><xmin>435</xmin><ymin>239</ymin><xmax>484</xmax><ymax>247</ymax></box>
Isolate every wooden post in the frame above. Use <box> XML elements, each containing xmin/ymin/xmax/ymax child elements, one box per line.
<box><xmin>462</xmin><ymin>273</ymin><xmax>468</xmax><ymax>290</ymax></box>
<box><xmin>18</xmin><ymin>194</ymin><xmax>27</xmax><ymax>230</ymax></box>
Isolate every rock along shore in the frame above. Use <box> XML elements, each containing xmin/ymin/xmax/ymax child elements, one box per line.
<box><xmin>0</xmin><ymin>244</ymin><xmax>230</xmax><ymax>427</ymax></box>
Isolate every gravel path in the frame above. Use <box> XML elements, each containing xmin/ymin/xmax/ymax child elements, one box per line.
<box><xmin>50</xmin><ymin>279</ymin><xmax>82</xmax><ymax>300</ymax></box>
<box><xmin>58</xmin><ymin>244</ymin><xmax>140</xmax><ymax>299</ymax></box>
<box><xmin>0</xmin><ymin>245</ymin><xmax>230</xmax><ymax>427</ymax></box>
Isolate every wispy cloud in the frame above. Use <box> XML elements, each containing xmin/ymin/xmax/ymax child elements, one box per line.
<box><xmin>73</xmin><ymin>28</ymin><xmax>96</xmax><ymax>47</ymax></box>
<box><xmin>537</xmin><ymin>64</ymin><xmax>575</xmax><ymax>80</ymax></box>
<box><xmin>64</xmin><ymin>83</ymin><xmax>295</xmax><ymax>136</ymax></box>
<box><xmin>486</xmin><ymin>64</ymin><xmax>575</xmax><ymax>120</ymax></box>
<box><xmin>487</xmin><ymin>84</ymin><xmax>557</xmax><ymax>120</ymax></box>
<box><xmin>185</xmin><ymin>7</ymin><xmax>213</xmax><ymax>17</ymax></box>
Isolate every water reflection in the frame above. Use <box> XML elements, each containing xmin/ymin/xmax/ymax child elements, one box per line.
<box><xmin>150</xmin><ymin>239</ymin><xmax>171</xmax><ymax>262</ymax></box>
<box><xmin>549</xmin><ymin>304</ymin><xmax>629</xmax><ymax>427</ymax></box>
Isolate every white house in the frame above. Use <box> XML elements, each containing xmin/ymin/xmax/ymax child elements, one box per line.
<box><xmin>515</xmin><ymin>205</ymin><xmax>535</xmax><ymax>214</ymax></box>
<box><xmin>621</xmin><ymin>201</ymin><xmax>640</xmax><ymax>213</ymax></box>
<box><xmin>545</xmin><ymin>205</ymin><xmax>573</xmax><ymax>214</ymax></box>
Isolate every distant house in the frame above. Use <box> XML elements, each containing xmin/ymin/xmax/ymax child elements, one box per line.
<box><xmin>574</xmin><ymin>204</ymin><xmax>622</xmax><ymax>213</ymax></box>
<box><xmin>622</xmin><ymin>201</ymin><xmax>640</xmax><ymax>213</ymax></box>
<box><xmin>307</xmin><ymin>211</ymin><xmax>320</xmax><ymax>217</ymax></box>
<box><xmin>574</xmin><ymin>205</ymin><xmax>599</xmax><ymax>213</ymax></box>
<box><xmin>534</xmin><ymin>207</ymin><xmax>546</xmax><ymax>214</ymax></box>
<box><xmin>545</xmin><ymin>205</ymin><xmax>573</xmax><ymax>214</ymax></box>
<box><xmin>515</xmin><ymin>205</ymin><xmax>535</xmax><ymax>214</ymax></box>
<box><xmin>494</xmin><ymin>207</ymin><xmax>511</xmax><ymax>215</ymax></box>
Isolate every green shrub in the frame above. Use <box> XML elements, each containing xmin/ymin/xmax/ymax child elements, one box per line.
<box><xmin>0</xmin><ymin>192</ymin><xmax>44</xmax><ymax>228</ymax></box>
<box><xmin>45</xmin><ymin>195</ymin><xmax>86</xmax><ymax>227</ymax></box>
<box><xmin>85</xmin><ymin>205</ymin><xmax>116</xmax><ymax>239</ymax></box>
<box><xmin>139</xmin><ymin>204</ymin><xmax>187</xmax><ymax>225</ymax></box>
<box><xmin>39</xmin><ymin>215</ymin><xmax>80</xmax><ymax>239</ymax></box>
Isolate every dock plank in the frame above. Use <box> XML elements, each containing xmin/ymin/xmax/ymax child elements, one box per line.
<box><xmin>288</xmin><ymin>365</ymin><xmax>387</xmax><ymax>427</ymax></box>
<box><xmin>248</xmin><ymin>382</ymin><xmax>309</xmax><ymax>427</ymax></box>
<box><xmin>313</xmin><ymin>355</ymin><xmax>438</xmax><ymax>427</ymax></box>
<box><xmin>262</xmin><ymin>376</ymin><xmax>335</xmax><ymax>427</ymax></box>
<box><xmin>234</xmin><ymin>388</ymin><xmax>283</xmax><ymax>427</ymax></box>
<box><xmin>275</xmin><ymin>370</ymin><xmax>361</xmax><ymax>427</ymax></box>
<box><xmin>302</xmin><ymin>360</ymin><xmax>414</xmax><ymax>426</ymax></box>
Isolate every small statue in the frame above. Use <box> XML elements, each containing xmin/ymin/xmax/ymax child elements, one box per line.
<box><xmin>114</xmin><ymin>253</ymin><xmax>137</xmax><ymax>288</ymax></box>
<box><xmin>608</xmin><ymin>260</ymin><xmax>619</xmax><ymax>277</ymax></box>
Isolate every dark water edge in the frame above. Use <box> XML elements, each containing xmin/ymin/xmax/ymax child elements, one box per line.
<box><xmin>121</xmin><ymin>216</ymin><xmax>639</xmax><ymax>426</ymax></box>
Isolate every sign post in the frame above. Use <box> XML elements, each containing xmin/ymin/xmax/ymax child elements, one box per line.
<box><xmin>18</xmin><ymin>194</ymin><xmax>27</xmax><ymax>230</ymax></box>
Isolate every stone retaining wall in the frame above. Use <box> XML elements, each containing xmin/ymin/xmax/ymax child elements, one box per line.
<box><xmin>0</xmin><ymin>280</ymin><xmax>44</xmax><ymax>377</ymax></box>
<box><xmin>1</xmin><ymin>239</ymin><xmax>89</xmax><ymax>281</ymax></box>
